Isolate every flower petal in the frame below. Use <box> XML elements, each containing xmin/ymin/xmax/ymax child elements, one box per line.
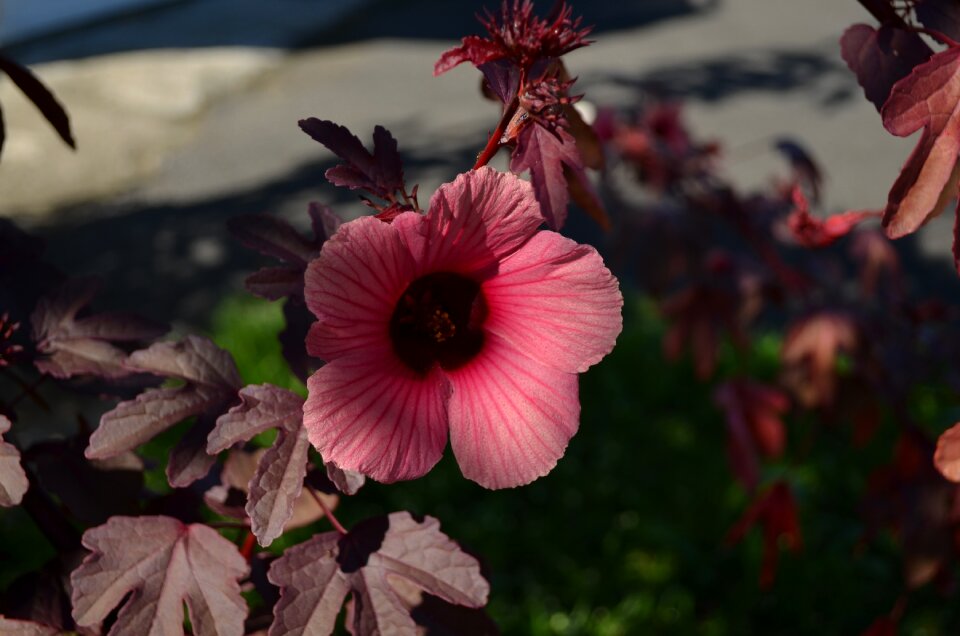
<box><xmin>304</xmin><ymin>216</ymin><xmax>415</xmax><ymax>361</ymax></box>
<box><xmin>394</xmin><ymin>167</ymin><xmax>543</xmax><ymax>279</ymax></box>
<box><xmin>445</xmin><ymin>334</ymin><xmax>580</xmax><ymax>489</ymax></box>
<box><xmin>303</xmin><ymin>347</ymin><xmax>449</xmax><ymax>483</ymax></box>
<box><xmin>483</xmin><ymin>231</ymin><xmax>622</xmax><ymax>373</ymax></box>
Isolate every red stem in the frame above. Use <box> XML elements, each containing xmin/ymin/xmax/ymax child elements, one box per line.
<box><xmin>309</xmin><ymin>488</ymin><xmax>348</xmax><ymax>535</ymax></box>
<box><xmin>473</xmin><ymin>97</ymin><xmax>519</xmax><ymax>170</ymax></box>
<box><xmin>239</xmin><ymin>531</ymin><xmax>256</xmax><ymax>560</ymax></box>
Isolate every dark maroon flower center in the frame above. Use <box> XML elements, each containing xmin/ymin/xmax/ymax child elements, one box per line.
<box><xmin>390</xmin><ymin>272</ymin><xmax>486</xmax><ymax>374</ymax></box>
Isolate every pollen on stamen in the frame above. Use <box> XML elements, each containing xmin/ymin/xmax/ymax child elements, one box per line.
<box><xmin>428</xmin><ymin>308</ymin><xmax>456</xmax><ymax>343</ymax></box>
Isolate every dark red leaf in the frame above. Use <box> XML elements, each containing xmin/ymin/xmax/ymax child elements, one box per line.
<box><xmin>0</xmin><ymin>55</ymin><xmax>74</xmax><ymax>150</ymax></box>
<box><xmin>714</xmin><ymin>380</ymin><xmax>790</xmax><ymax>490</ymax></box>
<box><xmin>268</xmin><ymin>512</ymin><xmax>489</xmax><ymax>635</ymax></box>
<box><xmin>71</xmin><ymin>516</ymin><xmax>248</xmax><ymax>636</ymax></box>
<box><xmin>880</xmin><ymin>46</ymin><xmax>960</xmax><ymax>239</ymax></box>
<box><xmin>479</xmin><ymin>60</ymin><xmax>521</xmax><ymax>104</ymax></box>
<box><xmin>245</xmin><ymin>266</ymin><xmax>305</xmax><ymax>301</ymax></box>
<box><xmin>511</xmin><ymin>124</ymin><xmax>583</xmax><ymax>229</ymax></box>
<box><xmin>228</xmin><ymin>214</ymin><xmax>317</xmax><ymax>266</ymax></box>
<box><xmin>433</xmin><ymin>1</ymin><xmax>591</xmax><ymax>76</ymax></box>
<box><xmin>840</xmin><ymin>24</ymin><xmax>932</xmax><ymax>113</ymax></box>
<box><xmin>298</xmin><ymin>119</ymin><xmax>406</xmax><ymax>199</ymax></box>
<box><xmin>786</xmin><ymin>185</ymin><xmax>880</xmax><ymax>248</ymax></box>
<box><xmin>31</xmin><ymin>277</ymin><xmax>167</xmax><ymax>379</ymax></box>
<box><xmin>0</xmin><ymin>415</ymin><xmax>28</xmax><ymax>507</ymax></box>
<box><xmin>280</xmin><ymin>298</ymin><xmax>317</xmax><ymax>383</ymax></box>
<box><xmin>726</xmin><ymin>481</ymin><xmax>802</xmax><ymax>588</ymax></box>
<box><xmin>208</xmin><ymin>384</ymin><xmax>303</xmax><ymax>453</ymax></box>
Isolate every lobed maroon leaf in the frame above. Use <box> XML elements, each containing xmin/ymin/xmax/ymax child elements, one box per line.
<box><xmin>0</xmin><ymin>55</ymin><xmax>74</xmax><ymax>150</ymax></box>
<box><xmin>479</xmin><ymin>60</ymin><xmax>521</xmax><ymax>104</ymax></box>
<box><xmin>127</xmin><ymin>335</ymin><xmax>241</xmax><ymax>390</ymax></box>
<box><xmin>0</xmin><ymin>617</ymin><xmax>59</xmax><ymax>636</ymax></box>
<box><xmin>298</xmin><ymin>119</ymin><xmax>406</xmax><ymax>199</ymax></box>
<box><xmin>70</xmin><ymin>516</ymin><xmax>249</xmax><ymax>636</ymax></box>
<box><xmin>880</xmin><ymin>46</ymin><xmax>960</xmax><ymax>239</ymax></box>
<box><xmin>248</xmin><ymin>424</ymin><xmax>312</xmax><ymax>546</ymax></box>
<box><xmin>511</xmin><ymin>124</ymin><xmax>581</xmax><ymax>229</ymax></box>
<box><xmin>31</xmin><ymin>277</ymin><xmax>166</xmax><ymax>379</ymax></box>
<box><xmin>268</xmin><ymin>512</ymin><xmax>489</xmax><ymax>635</ymax></box>
<box><xmin>166</xmin><ymin>415</ymin><xmax>218</xmax><ymax>488</ymax></box>
<box><xmin>0</xmin><ymin>415</ymin><xmax>28</xmax><ymax>507</ymax></box>
<box><xmin>86</xmin><ymin>385</ymin><xmax>221</xmax><ymax>459</ymax></box>
<box><xmin>840</xmin><ymin>24</ymin><xmax>931</xmax><ymax>113</ymax></box>
<box><xmin>207</xmin><ymin>384</ymin><xmax>304</xmax><ymax>453</ymax></box>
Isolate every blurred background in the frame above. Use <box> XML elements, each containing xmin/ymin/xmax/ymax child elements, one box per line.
<box><xmin>3</xmin><ymin>0</ymin><xmax>960</xmax><ymax>634</ymax></box>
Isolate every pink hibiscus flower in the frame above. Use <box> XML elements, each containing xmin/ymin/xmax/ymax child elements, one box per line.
<box><xmin>303</xmin><ymin>167</ymin><xmax>622</xmax><ymax>489</ymax></box>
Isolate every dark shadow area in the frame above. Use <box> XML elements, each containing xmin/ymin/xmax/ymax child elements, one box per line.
<box><xmin>3</xmin><ymin>0</ymin><xmax>719</xmax><ymax>65</ymax></box>
<box><xmin>593</xmin><ymin>48</ymin><xmax>854</xmax><ymax>105</ymax></box>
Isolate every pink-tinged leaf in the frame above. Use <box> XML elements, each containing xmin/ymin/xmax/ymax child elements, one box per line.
<box><xmin>781</xmin><ymin>312</ymin><xmax>859</xmax><ymax>409</ymax></box>
<box><xmin>207</xmin><ymin>385</ymin><xmax>339</xmax><ymax>544</ymax></box>
<box><xmin>298</xmin><ymin>119</ymin><xmax>406</xmax><ymax>198</ymax></box>
<box><xmin>127</xmin><ymin>335</ymin><xmax>241</xmax><ymax>389</ymax></box>
<box><xmin>786</xmin><ymin>185</ymin><xmax>881</xmax><ymax>248</ymax></box>
<box><xmin>916</xmin><ymin>0</ymin><xmax>960</xmax><ymax>41</ymax></box>
<box><xmin>840</xmin><ymin>24</ymin><xmax>932</xmax><ymax>113</ymax></box>
<box><xmin>214</xmin><ymin>448</ymin><xmax>336</xmax><ymax>533</ymax></box>
<box><xmin>0</xmin><ymin>415</ymin><xmax>28</xmax><ymax>507</ymax></box>
<box><xmin>268</xmin><ymin>512</ymin><xmax>489</xmax><ymax>636</ymax></box>
<box><xmin>725</xmin><ymin>481</ymin><xmax>802</xmax><ymax>588</ymax></box>
<box><xmin>511</xmin><ymin>124</ymin><xmax>584</xmax><ymax>229</ymax></box>
<box><xmin>88</xmin><ymin>337</ymin><xmax>240</xmax><ymax>487</ymax></box>
<box><xmin>71</xmin><ymin>516</ymin><xmax>249</xmax><ymax>636</ymax></box>
<box><xmin>166</xmin><ymin>415</ymin><xmax>218</xmax><ymax>488</ymax></box>
<box><xmin>326</xmin><ymin>461</ymin><xmax>366</xmax><ymax>496</ymax></box>
<box><xmin>208</xmin><ymin>384</ymin><xmax>304</xmax><ymax>453</ymax></box>
<box><xmin>0</xmin><ymin>617</ymin><xmax>59</xmax><ymax>636</ymax></box>
<box><xmin>31</xmin><ymin>277</ymin><xmax>166</xmax><ymax>379</ymax></box>
<box><xmin>934</xmin><ymin>423</ymin><xmax>960</xmax><ymax>481</ymax></box>
<box><xmin>434</xmin><ymin>36</ymin><xmax>502</xmax><ymax>76</ymax></box>
<box><xmin>0</xmin><ymin>55</ymin><xmax>74</xmax><ymax>150</ymax></box>
<box><xmin>714</xmin><ymin>380</ymin><xmax>790</xmax><ymax>489</ymax></box>
<box><xmin>87</xmin><ymin>385</ymin><xmax>221</xmax><ymax>459</ymax></box>
<box><xmin>880</xmin><ymin>46</ymin><xmax>960</xmax><ymax>238</ymax></box>
<box><xmin>248</xmin><ymin>424</ymin><xmax>312</xmax><ymax>546</ymax></box>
